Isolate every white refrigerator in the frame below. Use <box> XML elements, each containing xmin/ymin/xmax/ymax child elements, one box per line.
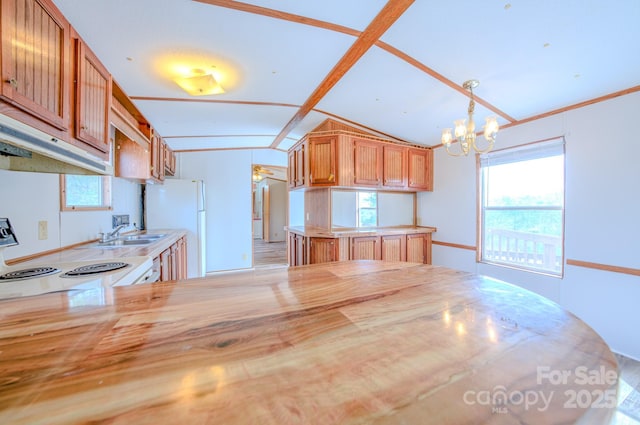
<box><xmin>145</xmin><ymin>179</ymin><xmax>206</xmax><ymax>278</ymax></box>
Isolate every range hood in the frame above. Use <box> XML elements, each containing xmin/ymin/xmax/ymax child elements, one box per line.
<box><xmin>0</xmin><ymin>114</ymin><xmax>112</xmax><ymax>175</ymax></box>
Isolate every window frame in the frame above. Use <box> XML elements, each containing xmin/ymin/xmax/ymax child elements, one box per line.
<box><xmin>476</xmin><ymin>137</ymin><xmax>566</xmax><ymax>277</ymax></box>
<box><xmin>60</xmin><ymin>174</ymin><xmax>112</xmax><ymax>212</ymax></box>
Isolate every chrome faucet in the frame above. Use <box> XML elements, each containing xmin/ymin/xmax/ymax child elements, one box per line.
<box><xmin>100</xmin><ymin>224</ymin><xmax>127</xmax><ymax>243</ymax></box>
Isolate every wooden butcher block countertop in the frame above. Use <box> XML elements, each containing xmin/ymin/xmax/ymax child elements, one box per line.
<box><xmin>0</xmin><ymin>261</ymin><xmax>617</xmax><ymax>424</ymax></box>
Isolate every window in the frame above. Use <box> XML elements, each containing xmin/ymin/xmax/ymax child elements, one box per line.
<box><xmin>479</xmin><ymin>138</ymin><xmax>565</xmax><ymax>276</ymax></box>
<box><xmin>357</xmin><ymin>191</ymin><xmax>377</xmax><ymax>227</ymax></box>
<box><xmin>60</xmin><ymin>175</ymin><xmax>112</xmax><ymax>211</ymax></box>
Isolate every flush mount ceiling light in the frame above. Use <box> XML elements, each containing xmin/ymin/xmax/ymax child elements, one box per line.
<box><xmin>441</xmin><ymin>79</ymin><xmax>499</xmax><ymax>156</ymax></box>
<box><xmin>174</xmin><ymin>68</ymin><xmax>225</xmax><ymax>96</ymax></box>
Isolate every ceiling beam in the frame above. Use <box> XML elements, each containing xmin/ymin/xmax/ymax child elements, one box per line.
<box><xmin>269</xmin><ymin>0</ymin><xmax>415</xmax><ymax>148</ymax></box>
<box><xmin>194</xmin><ymin>0</ymin><xmax>515</xmax><ymax>141</ymax></box>
<box><xmin>193</xmin><ymin>0</ymin><xmax>360</xmax><ymax>37</ymax></box>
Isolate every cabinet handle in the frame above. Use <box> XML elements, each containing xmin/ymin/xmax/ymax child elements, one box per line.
<box><xmin>5</xmin><ymin>78</ymin><xmax>18</xmax><ymax>89</ymax></box>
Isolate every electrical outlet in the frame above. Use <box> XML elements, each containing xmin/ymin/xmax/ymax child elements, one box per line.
<box><xmin>112</xmin><ymin>214</ymin><xmax>130</xmax><ymax>228</ymax></box>
<box><xmin>306</xmin><ymin>212</ymin><xmax>310</xmax><ymax>221</ymax></box>
<box><xmin>38</xmin><ymin>221</ymin><xmax>48</xmax><ymax>240</ymax></box>
<box><xmin>242</xmin><ymin>253</ymin><xmax>248</xmax><ymax>261</ymax></box>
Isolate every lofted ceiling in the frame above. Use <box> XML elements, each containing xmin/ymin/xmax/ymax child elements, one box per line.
<box><xmin>53</xmin><ymin>0</ymin><xmax>640</xmax><ymax>153</ymax></box>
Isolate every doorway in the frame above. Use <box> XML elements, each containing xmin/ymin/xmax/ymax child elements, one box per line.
<box><xmin>252</xmin><ymin>165</ymin><xmax>288</xmax><ymax>268</ymax></box>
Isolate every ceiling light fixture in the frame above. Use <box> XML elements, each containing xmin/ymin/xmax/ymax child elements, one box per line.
<box><xmin>174</xmin><ymin>68</ymin><xmax>224</xmax><ymax>96</ymax></box>
<box><xmin>441</xmin><ymin>79</ymin><xmax>499</xmax><ymax>156</ymax></box>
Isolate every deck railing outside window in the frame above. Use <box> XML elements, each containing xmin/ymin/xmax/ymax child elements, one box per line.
<box><xmin>483</xmin><ymin>228</ymin><xmax>562</xmax><ymax>273</ymax></box>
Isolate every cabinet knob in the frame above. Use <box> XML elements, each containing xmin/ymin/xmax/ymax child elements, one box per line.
<box><xmin>5</xmin><ymin>78</ymin><xmax>18</xmax><ymax>89</ymax></box>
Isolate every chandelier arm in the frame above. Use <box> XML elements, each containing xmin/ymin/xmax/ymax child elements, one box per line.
<box><xmin>472</xmin><ymin>138</ymin><xmax>494</xmax><ymax>154</ymax></box>
<box><xmin>445</xmin><ymin>143</ymin><xmax>467</xmax><ymax>157</ymax></box>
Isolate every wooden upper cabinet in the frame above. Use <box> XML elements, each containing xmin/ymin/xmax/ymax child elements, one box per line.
<box><xmin>0</xmin><ymin>0</ymin><xmax>70</xmax><ymax>130</ymax></box>
<box><xmin>382</xmin><ymin>144</ymin><xmax>406</xmax><ymax>188</ymax></box>
<box><xmin>288</xmin><ymin>122</ymin><xmax>434</xmax><ymax>192</ymax></box>
<box><xmin>164</xmin><ymin>143</ymin><xmax>176</xmax><ymax>176</ymax></box>
<box><xmin>150</xmin><ymin>131</ymin><xmax>165</xmax><ymax>182</ymax></box>
<box><xmin>114</xmin><ymin>129</ymin><xmax>151</xmax><ymax>180</ymax></box>
<box><xmin>308</xmin><ymin>135</ymin><xmax>336</xmax><ymax>186</ymax></box>
<box><xmin>353</xmin><ymin>139</ymin><xmax>382</xmax><ymax>187</ymax></box>
<box><xmin>407</xmin><ymin>148</ymin><xmax>433</xmax><ymax>191</ymax></box>
<box><xmin>73</xmin><ymin>34</ymin><xmax>111</xmax><ymax>153</ymax></box>
<box><xmin>287</xmin><ymin>149</ymin><xmax>296</xmax><ymax>188</ymax></box>
<box><xmin>295</xmin><ymin>143</ymin><xmax>305</xmax><ymax>187</ymax></box>
<box><xmin>288</xmin><ymin>143</ymin><xmax>305</xmax><ymax>188</ymax></box>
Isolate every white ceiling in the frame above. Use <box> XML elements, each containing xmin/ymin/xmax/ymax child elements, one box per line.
<box><xmin>53</xmin><ymin>0</ymin><xmax>640</xmax><ymax>152</ymax></box>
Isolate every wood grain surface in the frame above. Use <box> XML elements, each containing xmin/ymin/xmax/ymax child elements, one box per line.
<box><xmin>0</xmin><ymin>261</ymin><xmax>617</xmax><ymax>424</ymax></box>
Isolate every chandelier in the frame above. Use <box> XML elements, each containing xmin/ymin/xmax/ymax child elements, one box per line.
<box><xmin>441</xmin><ymin>79</ymin><xmax>499</xmax><ymax>156</ymax></box>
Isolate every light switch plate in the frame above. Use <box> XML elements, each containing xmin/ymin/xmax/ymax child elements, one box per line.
<box><xmin>38</xmin><ymin>221</ymin><xmax>48</xmax><ymax>240</ymax></box>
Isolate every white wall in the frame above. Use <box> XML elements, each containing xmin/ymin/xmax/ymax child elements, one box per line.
<box><xmin>418</xmin><ymin>91</ymin><xmax>640</xmax><ymax>359</ymax></box>
<box><xmin>0</xmin><ymin>169</ymin><xmax>142</xmax><ymax>261</ymax></box>
<box><xmin>289</xmin><ymin>190</ymin><xmax>304</xmax><ymax>227</ymax></box>
<box><xmin>177</xmin><ymin>149</ymin><xmax>287</xmax><ymax>272</ymax></box>
<box><xmin>266</xmin><ymin>179</ymin><xmax>287</xmax><ymax>242</ymax></box>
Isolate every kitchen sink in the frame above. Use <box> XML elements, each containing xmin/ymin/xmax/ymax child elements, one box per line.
<box><xmin>90</xmin><ymin>234</ymin><xmax>168</xmax><ymax>248</ymax></box>
<box><xmin>121</xmin><ymin>234</ymin><xmax>167</xmax><ymax>241</ymax></box>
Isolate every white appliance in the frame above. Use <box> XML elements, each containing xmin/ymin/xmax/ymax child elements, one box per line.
<box><xmin>145</xmin><ymin>179</ymin><xmax>206</xmax><ymax>278</ymax></box>
<box><xmin>0</xmin><ymin>218</ymin><xmax>153</xmax><ymax>300</ymax></box>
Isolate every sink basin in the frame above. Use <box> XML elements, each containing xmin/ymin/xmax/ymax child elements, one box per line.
<box><xmin>90</xmin><ymin>234</ymin><xmax>167</xmax><ymax>248</ymax></box>
<box><xmin>95</xmin><ymin>239</ymin><xmax>155</xmax><ymax>247</ymax></box>
<box><xmin>122</xmin><ymin>234</ymin><xmax>167</xmax><ymax>241</ymax></box>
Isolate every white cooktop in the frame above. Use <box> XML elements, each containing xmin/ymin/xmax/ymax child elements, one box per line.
<box><xmin>0</xmin><ymin>256</ymin><xmax>152</xmax><ymax>300</ymax></box>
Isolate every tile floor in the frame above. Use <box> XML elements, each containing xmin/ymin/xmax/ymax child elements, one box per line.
<box><xmin>613</xmin><ymin>353</ymin><xmax>640</xmax><ymax>424</ymax></box>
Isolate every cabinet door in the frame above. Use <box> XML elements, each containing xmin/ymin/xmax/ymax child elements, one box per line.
<box><xmin>406</xmin><ymin>233</ymin><xmax>432</xmax><ymax>264</ymax></box>
<box><xmin>353</xmin><ymin>139</ymin><xmax>382</xmax><ymax>187</ymax></box>
<box><xmin>287</xmin><ymin>150</ymin><xmax>296</xmax><ymax>188</ymax></box>
<box><xmin>351</xmin><ymin>236</ymin><xmax>381</xmax><ymax>260</ymax></box>
<box><xmin>383</xmin><ymin>144</ymin><xmax>406</xmax><ymax>188</ymax></box>
<box><xmin>309</xmin><ymin>237</ymin><xmax>337</xmax><ymax>264</ymax></box>
<box><xmin>288</xmin><ymin>233</ymin><xmax>308</xmax><ymax>267</ymax></box>
<box><xmin>295</xmin><ymin>144</ymin><xmax>305</xmax><ymax>186</ymax></box>
<box><xmin>295</xmin><ymin>234</ymin><xmax>307</xmax><ymax>266</ymax></box>
<box><xmin>150</xmin><ymin>132</ymin><xmax>165</xmax><ymax>182</ymax></box>
<box><xmin>74</xmin><ymin>37</ymin><xmax>111</xmax><ymax>153</ymax></box>
<box><xmin>308</xmin><ymin>136</ymin><xmax>336</xmax><ymax>186</ymax></box>
<box><xmin>1</xmin><ymin>0</ymin><xmax>69</xmax><ymax>129</ymax></box>
<box><xmin>381</xmin><ymin>234</ymin><xmax>406</xmax><ymax>262</ymax></box>
<box><xmin>407</xmin><ymin>148</ymin><xmax>434</xmax><ymax>191</ymax></box>
<box><xmin>169</xmin><ymin>244</ymin><xmax>178</xmax><ymax>281</ymax></box>
<box><xmin>179</xmin><ymin>237</ymin><xmax>188</xmax><ymax>279</ymax></box>
<box><xmin>163</xmin><ymin>143</ymin><xmax>176</xmax><ymax>176</ymax></box>
<box><xmin>159</xmin><ymin>248</ymin><xmax>172</xmax><ymax>281</ymax></box>
<box><xmin>114</xmin><ymin>130</ymin><xmax>152</xmax><ymax>180</ymax></box>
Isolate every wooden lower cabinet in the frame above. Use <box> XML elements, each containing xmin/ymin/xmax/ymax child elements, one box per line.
<box><xmin>289</xmin><ymin>233</ymin><xmax>307</xmax><ymax>267</ymax></box>
<box><xmin>381</xmin><ymin>234</ymin><xmax>407</xmax><ymax>262</ymax></box>
<box><xmin>156</xmin><ymin>236</ymin><xmax>188</xmax><ymax>282</ymax></box>
<box><xmin>351</xmin><ymin>236</ymin><xmax>381</xmax><ymax>260</ymax></box>
<box><xmin>406</xmin><ymin>233</ymin><xmax>432</xmax><ymax>264</ymax></box>
<box><xmin>309</xmin><ymin>237</ymin><xmax>338</xmax><ymax>264</ymax></box>
<box><xmin>288</xmin><ymin>231</ymin><xmax>431</xmax><ymax>266</ymax></box>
